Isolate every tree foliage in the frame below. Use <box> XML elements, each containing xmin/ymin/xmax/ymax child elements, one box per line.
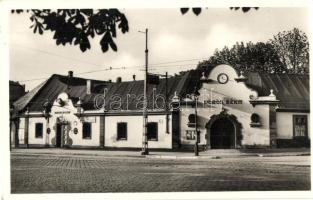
<box><xmin>197</xmin><ymin>42</ymin><xmax>286</xmax><ymax>74</ymax></box>
<box><xmin>13</xmin><ymin>8</ymin><xmax>257</xmax><ymax>53</ymax></box>
<box><xmin>181</xmin><ymin>7</ymin><xmax>259</xmax><ymax>16</ymax></box>
<box><xmin>270</xmin><ymin>28</ymin><xmax>309</xmax><ymax>74</ymax></box>
<box><xmin>12</xmin><ymin>9</ymin><xmax>129</xmax><ymax>52</ymax></box>
<box><xmin>197</xmin><ymin>28</ymin><xmax>309</xmax><ymax>74</ymax></box>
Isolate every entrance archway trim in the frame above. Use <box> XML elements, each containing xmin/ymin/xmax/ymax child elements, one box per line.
<box><xmin>205</xmin><ymin>109</ymin><xmax>242</xmax><ymax>149</ymax></box>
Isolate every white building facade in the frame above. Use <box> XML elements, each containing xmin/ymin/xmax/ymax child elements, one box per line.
<box><xmin>11</xmin><ymin>65</ymin><xmax>310</xmax><ymax>150</ymax></box>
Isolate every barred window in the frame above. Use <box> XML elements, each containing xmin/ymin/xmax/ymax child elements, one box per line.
<box><xmin>293</xmin><ymin>115</ymin><xmax>308</xmax><ymax>137</ymax></box>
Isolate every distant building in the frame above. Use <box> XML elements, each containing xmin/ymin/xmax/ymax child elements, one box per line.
<box><xmin>11</xmin><ymin>65</ymin><xmax>310</xmax><ymax>149</ymax></box>
<box><xmin>9</xmin><ymin>81</ymin><xmax>25</xmax><ymax>105</ymax></box>
<box><xmin>10</xmin><ymin>81</ymin><xmax>26</xmax><ymax>148</ymax></box>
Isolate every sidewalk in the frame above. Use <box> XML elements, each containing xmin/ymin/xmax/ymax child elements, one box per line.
<box><xmin>10</xmin><ymin>147</ymin><xmax>311</xmax><ymax>159</ymax></box>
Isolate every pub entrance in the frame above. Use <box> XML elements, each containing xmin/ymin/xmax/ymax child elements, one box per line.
<box><xmin>56</xmin><ymin>122</ymin><xmax>69</xmax><ymax>147</ymax></box>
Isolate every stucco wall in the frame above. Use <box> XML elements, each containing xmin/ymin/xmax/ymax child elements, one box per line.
<box><xmin>276</xmin><ymin>112</ymin><xmax>310</xmax><ymax>139</ymax></box>
<box><xmin>48</xmin><ymin>106</ymin><xmax>101</xmax><ymax>147</ymax></box>
<box><xmin>179</xmin><ymin>64</ymin><xmax>272</xmax><ymax>148</ymax></box>
<box><xmin>28</xmin><ymin>117</ymin><xmax>47</xmax><ymax>145</ymax></box>
<box><xmin>24</xmin><ymin>93</ymin><xmax>101</xmax><ymax>147</ymax></box>
<box><xmin>105</xmin><ymin>114</ymin><xmax>172</xmax><ymax>149</ymax></box>
<box><xmin>25</xmin><ymin>115</ymin><xmax>101</xmax><ymax>147</ymax></box>
<box><xmin>18</xmin><ymin>117</ymin><xmax>25</xmax><ymax>145</ymax></box>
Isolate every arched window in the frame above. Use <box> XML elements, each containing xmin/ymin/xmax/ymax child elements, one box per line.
<box><xmin>250</xmin><ymin>113</ymin><xmax>261</xmax><ymax>127</ymax></box>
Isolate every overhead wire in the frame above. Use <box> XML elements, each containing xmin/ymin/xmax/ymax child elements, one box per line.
<box><xmin>13</xmin><ymin>45</ymin><xmax>209</xmax><ymax>83</ymax></box>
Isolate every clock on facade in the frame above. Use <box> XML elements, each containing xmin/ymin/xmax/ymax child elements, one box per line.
<box><xmin>217</xmin><ymin>73</ymin><xmax>229</xmax><ymax>84</ymax></box>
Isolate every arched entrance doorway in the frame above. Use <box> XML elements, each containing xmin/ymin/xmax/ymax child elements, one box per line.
<box><xmin>206</xmin><ymin>110</ymin><xmax>242</xmax><ymax>149</ymax></box>
<box><xmin>210</xmin><ymin>117</ymin><xmax>235</xmax><ymax>149</ymax></box>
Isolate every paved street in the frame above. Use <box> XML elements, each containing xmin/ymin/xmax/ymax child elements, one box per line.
<box><xmin>10</xmin><ymin>150</ymin><xmax>310</xmax><ymax>193</ymax></box>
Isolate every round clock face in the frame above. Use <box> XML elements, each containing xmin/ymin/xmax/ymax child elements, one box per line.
<box><xmin>217</xmin><ymin>73</ymin><xmax>229</xmax><ymax>84</ymax></box>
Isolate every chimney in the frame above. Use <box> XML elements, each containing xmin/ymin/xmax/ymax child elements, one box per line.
<box><xmin>133</xmin><ymin>74</ymin><xmax>136</xmax><ymax>81</ymax></box>
<box><xmin>68</xmin><ymin>71</ymin><xmax>73</xmax><ymax>78</ymax></box>
<box><xmin>67</xmin><ymin>71</ymin><xmax>73</xmax><ymax>89</ymax></box>
<box><xmin>116</xmin><ymin>77</ymin><xmax>122</xmax><ymax>83</ymax></box>
<box><xmin>86</xmin><ymin>80</ymin><xmax>92</xmax><ymax>95</ymax></box>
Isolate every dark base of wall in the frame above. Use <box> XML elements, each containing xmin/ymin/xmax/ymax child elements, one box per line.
<box><xmin>175</xmin><ymin>144</ymin><xmax>207</xmax><ymax>152</ymax></box>
<box><xmin>13</xmin><ymin>145</ymin><xmax>179</xmax><ymax>152</ymax></box>
<box><xmin>241</xmin><ymin>145</ymin><xmax>270</xmax><ymax>149</ymax></box>
<box><xmin>16</xmin><ymin>144</ymin><xmax>102</xmax><ymax>149</ymax></box>
<box><xmin>103</xmin><ymin>147</ymin><xmax>182</xmax><ymax>152</ymax></box>
<box><xmin>277</xmin><ymin>138</ymin><xmax>310</xmax><ymax>148</ymax></box>
<box><xmin>12</xmin><ymin>140</ymin><xmax>310</xmax><ymax>150</ymax></box>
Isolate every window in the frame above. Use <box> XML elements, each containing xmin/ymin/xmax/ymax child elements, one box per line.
<box><xmin>250</xmin><ymin>113</ymin><xmax>261</xmax><ymax>127</ymax></box>
<box><xmin>293</xmin><ymin>115</ymin><xmax>308</xmax><ymax>137</ymax></box>
<box><xmin>186</xmin><ymin>130</ymin><xmax>196</xmax><ymax>140</ymax></box>
<box><xmin>187</xmin><ymin>114</ymin><xmax>196</xmax><ymax>127</ymax></box>
<box><xmin>147</xmin><ymin>122</ymin><xmax>158</xmax><ymax>141</ymax></box>
<box><xmin>117</xmin><ymin>122</ymin><xmax>127</xmax><ymax>140</ymax></box>
<box><xmin>82</xmin><ymin>122</ymin><xmax>92</xmax><ymax>139</ymax></box>
<box><xmin>35</xmin><ymin>123</ymin><xmax>43</xmax><ymax>138</ymax></box>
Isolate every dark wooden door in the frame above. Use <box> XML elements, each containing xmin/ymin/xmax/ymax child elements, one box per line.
<box><xmin>210</xmin><ymin>118</ymin><xmax>235</xmax><ymax>149</ymax></box>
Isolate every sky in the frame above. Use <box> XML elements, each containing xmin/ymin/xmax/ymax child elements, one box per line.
<box><xmin>9</xmin><ymin>7</ymin><xmax>309</xmax><ymax>91</ymax></box>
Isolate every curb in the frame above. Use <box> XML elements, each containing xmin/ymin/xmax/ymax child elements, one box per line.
<box><xmin>10</xmin><ymin>152</ymin><xmax>146</xmax><ymax>159</ymax></box>
<box><xmin>146</xmin><ymin>155</ymin><xmax>199</xmax><ymax>159</ymax></box>
<box><xmin>10</xmin><ymin>151</ymin><xmax>310</xmax><ymax>159</ymax></box>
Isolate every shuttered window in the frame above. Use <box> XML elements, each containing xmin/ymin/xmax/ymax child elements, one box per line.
<box><xmin>293</xmin><ymin>115</ymin><xmax>308</xmax><ymax>137</ymax></box>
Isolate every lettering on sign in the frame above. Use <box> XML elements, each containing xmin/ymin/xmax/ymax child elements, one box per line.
<box><xmin>204</xmin><ymin>99</ymin><xmax>243</xmax><ymax>105</ymax></box>
<box><xmin>54</xmin><ymin>111</ymin><xmax>71</xmax><ymax>114</ymax></box>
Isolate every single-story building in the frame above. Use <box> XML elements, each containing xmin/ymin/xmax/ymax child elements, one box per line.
<box><xmin>10</xmin><ymin>64</ymin><xmax>310</xmax><ymax>150</ymax></box>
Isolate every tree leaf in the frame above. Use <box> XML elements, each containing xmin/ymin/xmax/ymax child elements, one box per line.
<box><xmin>79</xmin><ymin>43</ymin><xmax>86</xmax><ymax>52</ymax></box>
<box><xmin>180</xmin><ymin>8</ymin><xmax>189</xmax><ymax>15</ymax></box>
<box><xmin>192</xmin><ymin>8</ymin><xmax>201</xmax><ymax>16</ymax></box>
<box><xmin>242</xmin><ymin>7</ymin><xmax>251</xmax><ymax>13</ymax></box>
<box><xmin>38</xmin><ymin>26</ymin><xmax>43</xmax><ymax>35</ymax></box>
<box><xmin>109</xmin><ymin>40</ymin><xmax>117</xmax><ymax>51</ymax></box>
<box><xmin>100</xmin><ymin>34</ymin><xmax>109</xmax><ymax>52</ymax></box>
<box><xmin>33</xmin><ymin>25</ymin><xmax>37</xmax><ymax>33</ymax></box>
<box><xmin>101</xmin><ymin>42</ymin><xmax>109</xmax><ymax>52</ymax></box>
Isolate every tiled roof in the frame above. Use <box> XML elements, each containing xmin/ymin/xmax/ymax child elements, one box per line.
<box><xmin>9</xmin><ymin>81</ymin><xmax>26</xmax><ymax>104</ymax></box>
<box><xmin>13</xmin><ymin>80</ymin><xmax>47</xmax><ymax>111</ymax></box>
<box><xmin>13</xmin><ymin>72</ymin><xmax>198</xmax><ymax>112</ymax></box>
<box><xmin>246</xmin><ymin>72</ymin><xmax>309</xmax><ymax>110</ymax></box>
<box><xmin>13</xmin><ymin>68</ymin><xmax>309</xmax><ymax>112</ymax></box>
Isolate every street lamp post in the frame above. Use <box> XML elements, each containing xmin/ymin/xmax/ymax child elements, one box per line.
<box><xmin>43</xmin><ymin>99</ymin><xmax>52</xmax><ymax>147</ymax></box>
<box><xmin>191</xmin><ymin>87</ymin><xmax>200</xmax><ymax>156</ymax></box>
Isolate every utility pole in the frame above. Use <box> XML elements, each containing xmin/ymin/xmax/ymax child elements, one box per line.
<box><xmin>165</xmin><ymin>72</ymin><xmax>169</xmax><ymax>133</ymax></box>
<box><xmin>141</xmin><ymin>28</ymin><xmax>149</xmax><ymax>155</ymax></box>
<box><xmin>194</xmin><ymin>95</ymin><xmax>199</xmax><ymax>156</ymax></box>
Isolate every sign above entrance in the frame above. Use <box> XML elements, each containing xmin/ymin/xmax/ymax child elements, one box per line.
<box><xmin>54</xmin><ymin>111</ymin><xmax>71</xmax><ymax>114</ymax></box>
